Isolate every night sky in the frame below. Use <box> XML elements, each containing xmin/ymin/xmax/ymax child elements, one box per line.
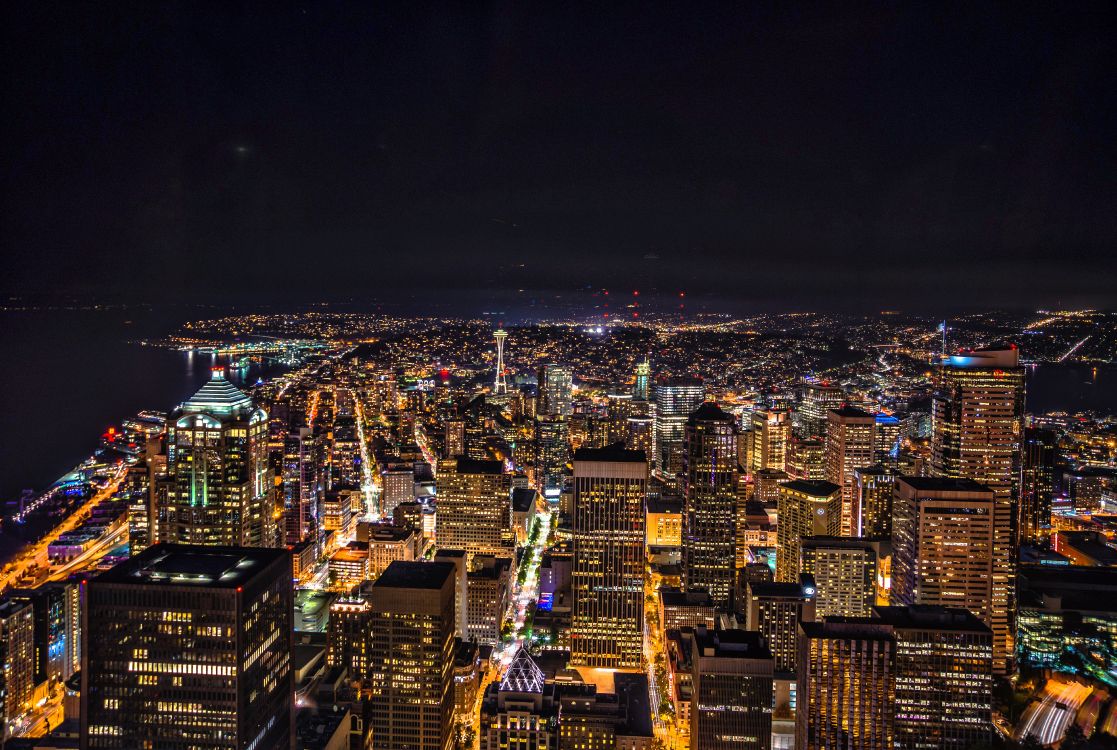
<box><xmin>2</xmin><ymin>3</ymin><xmax>1115</xmax><ymax>311</ymax></box>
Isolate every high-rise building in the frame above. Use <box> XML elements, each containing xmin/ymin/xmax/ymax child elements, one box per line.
<box><xmin>799</xmin><ymin>382</ymin><xmax>844</xmax><ymax>438</ymax></box>
<box><xmin>690</xmin><ymin>627</ymin><xmax>774</xmax><ymax>750</ymax></box>
<box><xmin>824</xmin><ymin>406</ymin><xmax>876</xmax><ymax>536</ymax></box>
<box><xmin>682</xmin><ymin>403</ymin><xmax>739</xmax><ymax>610</ymax></box>
<box><xmin>0</xmin><ymin>598</ymin><xmax>35</xmax><ymax>740</ymax></box>
<box><xmin>158</xmin><ymin>368</ymin><xmax>277</xmax><ymax>547</ymax></box>
<box><xmin>282</xmin><ymin>427</ymin><xmax>319</xmax><ymax>545</ymax></box>
<box><xmin>365</xmin><ymin>561</ymin><xmax>456</xmax><ymax>750</ymax></box>
<box><xmin>654</xmin><ymin>376</ymin><xmax>705</xmax><ymax>477</ymax></box>
<box><xmin>797</xmin><ymin>619</ymin><xmax>896</xmax><ymax>750</ymax></box>
<box><xmin>537</xmin><ymin>363</ymin><xmax>574</xmax><ymax>417</ymax></box>
<box><xmin>749</xmin><ymin>409</ymin><xmax>791</xmax><ymax>475</ymax></box>
<box><xmin>81</xmin><ymin>544</ymin><xmax>294</xmax><ymax>750</ymax></box>
<box><xmin>570</xmin><ymin>446</ymin><xmax>647</xmax><ymax>669</ymax></box>
<box><xmin>874</xmin><ymin>606</ymin><xmax>993</xmax><ymax>750</ymax></box>
<box><xmin>535</xmin><ymin>415</ymin><xmax>571</xmax><ymax>495</ymax></box>
<box><xmin>478</xmin><ymin>648</ymin><xmax>554</xmax><ymax>750</ymax></box>
<box><xmin>874</xmin><ymin>413</ymin><xmax>902</xmax><ymax>462</ymax></box>
<box><xmin>632</xmin><ymin>357</ymin><xmax>651</xmax><ymax>401</ymax></box>
<box><xmin>891</xmin><ymin>477</ymin><xmax>995</xmax><ymax>629</ymax></box>
<box><xmin>744</xmin><ymin>578</ymin><xmax>816</xmax><ymax>675</ymax></box>
<box><xmin>1021</xmin><ymin>427</ymin><xmax>1057</xmax><ymax>544</ymax></box>
<box><xmin>775</xmin><ymin>480</ymin><xmax>841</xmax><ymax>583</ymax></box>
<box><xmin>327</xmin><ymin>596</ymin><xmax>371</xmax><ymax>678</ymax></box>
<box><xmin>930</xmin><ymin>347</ymin><xmax>1024</xmax><ymax>673</ymax></box>
<box><xmin>800</xmin><ymin>536</ymin><xmax>883</xmax><ymax>618</ymax></box>
<box><xmin>466</xmin><ymin>555</ymin><xmax>513</xmax><ymax>646</ymax></box>
<box><xmin>787</xmin><ymin>438</ymin><xmax>825</xmax><ymax>482</ymax></box>
<box><xmin>435</xmin><ymin>457</ymin><xmax>512</xmax><ymax>565</ymax></box>
<box><xmin>854</xmin><ymin>465</ymin><xmax>896</xmax><ymax>539</ymax></box>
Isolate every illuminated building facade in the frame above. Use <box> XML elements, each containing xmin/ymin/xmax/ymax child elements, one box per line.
<box><xmin>366</xmin><ymin>523</ymin><xmax>418</xmax><ymax>579</ymax></box>
<box><xmin>690</xmin><ymin>627</ymin><xmax>774</xmax><ymax>750</ymax></box>
<box><xmin>1021</xmin><ymin>427</ymin><xmax>1057</xmax><ymax>543</ymax></box>
<box><xmin>537</xmin><ymin>363</ymin><xmax>573</xmax><ymax>417</ymax></box>
<box><xmin>800</xmin><ymin>536</ymin><xmax>882</xmax><ymax>618</ymax></box>
<box><xmin>159</xmin><ymin>369</ymin><xmax>277</xmax><ymax>548</ymax></box>
<box><xmin>646</xmin><ymin>496</ymin><xmax>683</xmax><ymax>547</ymax></box>
<box><xmin>365</xmin><ymin>561</ymin><xmax>456</xmax><ymax>750</ymax></box>
<box><xmin>931</xmin><ymin>348</ymin><xmax>1024</xmax><ymax>673</ymax></box>
<box><xmin>0</xmin><ymin>598</ymin><xmax>35</xmax><ymax>739</ymax></box>
<box><xmin>682</xmin><ymin>403</ymin><xmax>740</xmax><ymax>609</ymax></box>
<box><xmin>787</xmin><ymin>439</ymin><xmax>825</xmax><ymax>482</ymax></box>
<box><xmin>749</xmin><ymin>409</ymin><xmax>791</xmax><ymax>475</ymax></box>
<box><xmin>797</xmin><ymin>619</ymin><xmax>895</xmax><ymax>750</ymax></box>
<box><xmin>435</xmin><ymin>457</ymin><xmax>512</xmax><ymax>565</ymax></box>
<box><xmin>654</xmin><ymin>376</ymin><xmax>705</xmax><ymax>478</ymax></box>
<box><xmin>327</xmin><ymin>597</ymin><xmax>371</xmax><ymax>678</ymax></box>
<box><xmin>80</xmin><ymin>544</ymin><xmax>294</xmax><ymax>750</ymax></box>
<box><xmin>478</xmin><ymin>648</ymin><xmax>556</xmax><ymax>750</ymax></box>
<box><xmin>874</xmin><ymin>606</ymin><xmax>993</xmax><ymax>750</ymax></box>
<box><xmin>799</xmin><ymin>382</ymin><xmax>844</xmax><ymax>438</ymax></box>
<box><xmin>466</xmin><ymin>555</ymin><xmax>512</xmax><ymax>645</ymax></box>
<box><xmin>633</xmin><ymin>357</ymin><xmax>651</xmax><ymax>401</ymax></box>
<box><xmin>536</xmin><ymin>415</ymin><xmax>571</xmax><ymax>495</ymax></box>
<box><xmin>775</xmin><ymin>480</ymin><xmax>841</xmax><ymax>583</ymax></box>
<box><xmin>570</xmin><ymin>447</ymin><xmax>647</xmax><ymax>669</ymax></box>
<box><xmin>744</xmin><ymin>579</ymin><xmax>816</xmax><ymax>675</ymax></box>
<box><xmin>854</xmin><ymin>465</ymin><xmax>895</xmax><ymax>539</ymax></box>
<box><xmin>824</xmin><ymin>406</ymin><xmax>876</xmax><ymax>536</ymax></box>
<box><xmin>890</xmin><ymin>477</ymin><xmax>995</xmax><ymax>628</ymax></box>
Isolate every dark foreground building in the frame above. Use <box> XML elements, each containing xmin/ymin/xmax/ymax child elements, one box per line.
<box><xmin>81</xmin><ymin>544</ymin><xmax>293</xmax><ymax>750</ymax></box>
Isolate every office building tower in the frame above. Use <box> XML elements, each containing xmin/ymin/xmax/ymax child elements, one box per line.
<box><xmin>158</xmin><ymin>368</ymin><xmax>277</xmax><ymax>548</ymax></box>
<box><xmin>874</xmin><ymin>606</ymin><xmax>993</xmax><ymax>750</ymax></box>
<box><xmin>327</xmin><ymin>596</ymin><xmax>371</xmax><ymax>678</ymax></box>
<box><xmin>824</xmin><ymin>406</ymin><xmax>876</xmax><ymax>536</ymax></box>
<box><xmin>797</xmin><ymin>619</ymin><xmax>896</xmax><ymax>750</ymax></box>
<box><xmin>478</xmin><ymin>648</ymin><xmax>555</xmax><ymax>750</ymax></box>
<box><xmin>435</xmin><ymin>457</ymin><xmax>512</xmax><ymax>565</ymax></box>
<box><xmin>0</xmin><ymin>598</ymin><xmax>35</xmax><ymax>740</ymax></box>
<box><xmin>690</xmin><ymin>627</ymin><xmax>774</xmax><ymax>750</ymax></box>
<box><xmin>381</xmin><ymin>460</ymin><xmax>415</xmax><ymax>517</ymax></box>
<box><xmin>444</xmin><ymin>419</ymin><xmax>465</xmax><ymax>460</ymax></box>
<box><xmin>7</xmin><ymin>582</ymin><xmax>67</xmax><ymax>687</ymax></box>
<box><xmin>625</xmin><ymin>416</ymin><xmax>654</xmax><ymax>464</ymax></box>
<box><xmin>536</xmin><ymin>415</ymin><xmax>571</xmax><ymax>495</ymax></box>
<box><xmin>654</xmin><ymin>376</ymin><xmax>706</xmax><ymax>477</ymax></box>
<box><xmin>800</xmin><ymin>537</ymin><xmax>882</xmax><ymax>618</ymax></box>
<box><xmin>891</xmin><ymin>477</ymin><xmax>995</xmax><ymax>628</ymax></box>
<box><xmin>931</xmin><ymin>347</ymin><xmax>1024</xmax><ymax>673</ymax></box>
<box><xmin>466</xmin><ymin>555</ymin><xmax>513</xmax><ymax>645</ymax></box>
<box><xmin>81</xmin><ymin>544</ymin><xmax>293</xmax><ymax>750</ymax></box>
<box><xmin>749</xmin><ymin>409</ymin><xmax>791</xmax><ymax>475</ymax></box>
<box><xmin>537</xmin><ymin>363</ymin><xmax>574</xmax><ymax>417</ymax></box>
<box><xmin>366</xmin><ymin>523</ymin><xmax>418</xmax><ymax>579</ymax></box>
<box><xmin>365</xmin><ymin>561</ymin><xmax>456</xmax><ymax>750</ymax></box>
<box><xmin>744</xmin><ymin>578</ymin><xmax>816</xmax><ymax>675</ymax></box>
<box><xmin>874</xmin><ymin>413</ymin><xmax>902</xmax><ymax>462</ymax></box>
<box><xmin>281</xmin><ymin>427</ymin><xmax>318</xmax><ymax>545</ymax></box>
<box><xmin>682</xmin><ymin>403</ymin><xmax>740</xmax><ymax>609</ymax></box>
<box><xmin>854</xmin><ymin>465</ymin><xmax>896</xmax><ymax>539</ymax></box>
<box><xmin>775</xmin><ymin>480</ymin><xmax>841</xmax><ymax>583</ymax></box>
<box><xmin>799</xmin><ymin>382</ymin><xmax>845</xmax><ymax>438</ymax></box>
<box><xmin>1021</xmin><ymin>427</ymin><xmax>1057</xmax><ymax>543</ymax></box>
<box><xmin>787</xmin><ymin>438</ymin><xmax>825</xmax><ymax>482</ymax></box>
<box><xmin>432</xmin><ymin>549</ymin><xmax>469</xmax><ymax>638</ymax></box>
<box><xmin>632</xmin><ymin>357</ymin><xmax>651</xmax><ymax>401</ymax></box>
<box><xmin>570</xmin><ymin>447</ymin><xmax>647</xmax><ymax>669</ymax></box>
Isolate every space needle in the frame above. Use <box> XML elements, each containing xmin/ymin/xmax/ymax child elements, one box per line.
<box><xmin>494</xmin><ymin>327</ymin><xmax>508</xmax><ymax>395</ymax></box>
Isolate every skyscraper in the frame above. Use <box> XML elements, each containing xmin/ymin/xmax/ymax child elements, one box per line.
<box><xmin>1021</xmin><ymin>427</ymin><xmax>1057</xmax><ymax>544</ymax></box>
<box><xmin>654</xmin><ymin>376</ymin><xmax>705</xmax><ymax>478</ymax></box>
<box><xmin>797</xmin><ymin>619</ymin><xmax>896</xmax><ymax>750</ymax></box>
<box><xmin>890</xmin><ymin>477</ymin><xmax>995</xmax><ymax>628</ymax></box>
<box><xmin>800</xmin><ymin>536</ymin><xmax>882</xmax><ymax>618</ymax></box>
<box><xmin>799</xmin><ymin>382</ymin><xmax>844</xmax><ymax>438</ymax></box>
<box><xmin>854</xmin><ymin>464</ymin><xmax>896</xmax><ymax>539</ymax></box>
<box><xmin>158</xmin><ymin>368</ymin><xmax>277</xmax><ymax>548</ymax></box>
<box><xmin>824</xmin><ymin>406</ymin><xmax>876</xmax><ymax>536</ymax></box>
<box><xmin>632</xmin><ymin>357</ymin><xmax>651</xmax><ymax>401</ymax></box>
<box><xmin>81</xmin><ymin>544</ymin><xmax>294</xmax><ymax>750</ymax></box>
<box><xmin>930</xmin><ymin>347</ymin><xmax>1024</xmax><ymax>673</ymax></box>
<box><xmin>690</xmin><ymin>627</ymin><xmax>774</xmax><ymax>750</ymax></box>
<box><xmin>537</xmin><ymin>363</ymin><xmax>574</xmax><ymax>417</ymax></box>
<box><xmin>535</xmin><ymin>415</ymin><xmax>571</xmax><ymax>495</ymax></box>
<box><xmin>366</xmin><ymin>561</ymin><xmax>456</xmax><ymax>750</ymax></box>
<box><xmin>0</xmin><ymin>598</ymin><xmax>35</xmax><ymax>741</ymax></box>
<box><xmin>744</xmin><ymin>578</ymin><xmax>817</xmax><ymax>675</ymax></box>
<box><xmin>570</xmin><ymin>446</ymin><xmax>647</xmax><ymax>669</ymax></box>
<box><xmin>682</xmin><ymin>403</ymin><xmax>739</xmax><ymax>610</ymax></box>
<box><xmin>435</xmin><ymin>457</ymin><xmax>512</xmax><ymax>565</ymax></box>
<box><xmin>749</xmin><ymin>409</ymin><xmax>791</xmax><ymax>475</ymax></box>
<box><xmin>775</xmin><ymin>480</ymin><xmax>841</xmax><ymax>583</ymax></box>
<box><xmin>874</xmin><ymin>606</ymin><xmax>993</xmax><ymax>750</ymax></box>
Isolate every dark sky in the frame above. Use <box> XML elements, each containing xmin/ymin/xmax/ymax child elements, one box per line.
<box><xmin>2</xmin><ymin>3</ymin><xmax>1115</xmax><ymax>311</ymax></box>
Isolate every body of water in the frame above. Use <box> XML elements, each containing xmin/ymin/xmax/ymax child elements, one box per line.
<box><xmin>0</xmin><ymin>306</ymin><xmax>283</xmax><ymax>503</ymax></box>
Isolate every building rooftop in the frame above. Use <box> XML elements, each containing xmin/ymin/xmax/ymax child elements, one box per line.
<box><xmin>828</xmin><ymin>405</ymin><xmax>874</xmax><ymax>419</ymax></box>
<box><xmin>897</xmin><ymin>476</ymin><xmax>993</xmax><ymax>494</ymax></box>
<box><xmin>93</xmin><ymin>544</ymin><xmax>288</xmax><ymax>589</ymax></box>
<box><xmin>511</xmin><ymin>487</ymin><xmax>540</xmax><ymax>513</ymax></box>
<box><xmin>779</xmin><ymin>479</ymin><xmax>841</xmax><ymax>497</ymax></box>
<box><xmin>801</xmin><ymin>618</ymin><xmax>896</xmax><ymax>641</ymax></box>
<box><xmin>501</xmin><ymin>647</ymin><xmax>546</xmax><ymax>693</ymax></box>
<box><xmin>747</xmin><ymin>581</ymin><xmax>812</xmax><ymax>600</ymax></box>
<box><xmin>688</xmin><ymin>402</ymin><xmax>733</xmax><ymax>423</ymax></box>
<box><xmin>374</xmin><ymin>560</ymin><xmax>455</xmax><ymax>590</ymax></box>
<box><xmin>872</xmin><ymin>605</ymin><xmax>991</xmax><ymax>633</ymax></box>
<box><xmin>693</xmin><ymin>627</ymin><xmax>773</xmax><ymax>660</ymax></box>
<box><xmin>366</xmin><ymin>524</ymin><xmax>415</xmax><ymax>543</ymax></box>
<box><xmin>179</xmin><ymin>369</ymin><xmax>256</xmax><ymax>416</ymax></box>
<box><xmin>647</xmin><ymin>497</ymin><xmax>683</xmax><ymax>515</ymax></box>
<box><xmin>450</xmin><ymin>457</ymin><xmax>504</xmax><ymax>475</ymax></box>
<box><xmin>573</xmin><ymin>445</ymin><xmax>648</xmax><ymax>463</ymax></box>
